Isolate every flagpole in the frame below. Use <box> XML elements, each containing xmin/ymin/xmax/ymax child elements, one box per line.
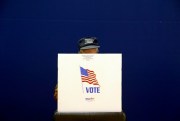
<box><xmin>80</xmin><ymin>66</ymin><xmax>84</xmax><ymax>93</ymax></box>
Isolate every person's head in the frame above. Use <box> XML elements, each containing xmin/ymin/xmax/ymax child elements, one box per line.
<box><xmin>78</xmin><ymin>37</ymin><xmax>100</xmax><ymax>54</ymax></box>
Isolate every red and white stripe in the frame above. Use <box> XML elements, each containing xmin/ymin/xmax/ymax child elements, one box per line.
<box><xmin>81</xmin><ymin>69</ymin><xmax>100</xmax><ymax>86</ymax></box>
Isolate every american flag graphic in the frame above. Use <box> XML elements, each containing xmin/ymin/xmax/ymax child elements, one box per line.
<box><xmin>80</xmin><ymin>67</ymin><xmax>100</xmax><ymax>86</ymax></box>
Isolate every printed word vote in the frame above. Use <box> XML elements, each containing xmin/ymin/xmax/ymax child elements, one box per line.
<box><xmin>86</xmin><ymin>87</ymin><xmax>100</xmax><ymax>93</ymax></box>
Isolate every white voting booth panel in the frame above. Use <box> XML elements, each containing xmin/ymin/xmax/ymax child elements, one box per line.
<box><xmin>58</xmin><ymin>54</ymin><xmax>122</xmax><ymax>113</ymax></box>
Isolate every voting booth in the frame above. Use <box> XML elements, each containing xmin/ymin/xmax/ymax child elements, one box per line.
<box><xmin>54</xmin><ymin>54</ymin><xmax>126</xmax><ymax>121</ymax></box>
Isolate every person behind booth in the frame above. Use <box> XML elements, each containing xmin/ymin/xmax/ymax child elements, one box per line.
<box><xmin>53</xmin><ymin>37</ymin><xmax>126</xmax><ymax>121</ymax></box>
<box><xmin>54</xmin><ymin>37</ymin><xmax>100</xmax><ymax>101</ymax></box>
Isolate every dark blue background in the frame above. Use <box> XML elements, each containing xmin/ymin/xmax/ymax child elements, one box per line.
<box><xmin>1</xmin><ymin>0</ymin><xmax>180</xmax><ymax>121</ymax></box>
